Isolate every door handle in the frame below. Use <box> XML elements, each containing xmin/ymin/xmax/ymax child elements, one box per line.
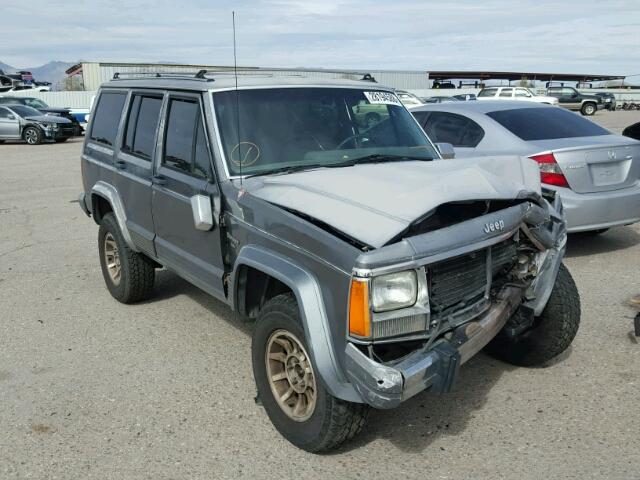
<box><xmin>152</xmin><ymin>175</ymin><xmax>167</xmax><ymax>186</ymax></box>
<box><xmin>115</xmin><ymin>160</ymin><xmax>127</xmax><ymax>170</ymax></box>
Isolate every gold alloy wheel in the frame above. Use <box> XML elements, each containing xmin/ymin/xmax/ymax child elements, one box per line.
<box><xmin>103</xmin><ymin>232</ymin><xmax>122</xmax><ymax>285</ymax></box>
<box><xmin>266</xmin><ymin>329</ymin><xmax>317</xmax><ymax>422</ymax></box>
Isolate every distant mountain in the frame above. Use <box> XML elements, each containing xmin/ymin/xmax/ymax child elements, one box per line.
<box><xmin>0</xmin><ymin>61</ymin><xmax>16</xmax><ymax>74</ymax></box>
<box><xmin>0</xmin><ymin>60</ymin><xmax>75</xmax><ymax>88</ymax></box>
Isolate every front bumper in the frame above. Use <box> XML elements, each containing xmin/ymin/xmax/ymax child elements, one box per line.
<box><xmin>344</xmin><ymin>287</ymin><xmax>522</xmax><ymax>409</ymax></box>
<box><xmin>556</xmin><ymin>183</ymin><xmax>640</xmax><ymax>232</ymax></box>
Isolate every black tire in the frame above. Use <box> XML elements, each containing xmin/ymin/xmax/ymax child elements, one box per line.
<box><xmin>488</xmin><ymin>264</ymin><xmax>580</xmax><ymax>367</ymax></box>
<box><xmin>23</xmin><ymin>126</ymin><xmax>42</xmax><ymax>145</ymax></box>
<box><xmin>252</xmin><ymin>293</ymin><xmax>369</xmax><ymax>452</ymax></box>
<box><xmin>98</xmin><ymin>213</ymin><xmax>155</xmax><ymax>303</ymax></box>
<box><xmin>581</xmin><ymin>102</ymin><xmax>596</xmax><ymax>116</ymax></box>
<box><xmin>54</xmin><ymin>137</ymin><xmax>69</xmax><ymax>143</ymax></box>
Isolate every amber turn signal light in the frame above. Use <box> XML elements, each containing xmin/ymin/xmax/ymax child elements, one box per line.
<box><xmin>349</xmin><ymin>278</ymin><xmax>371</xmax><ymax>338</ymax></box>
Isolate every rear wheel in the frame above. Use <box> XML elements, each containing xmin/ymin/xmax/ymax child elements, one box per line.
<box><xmin>488</xmin><ymin>264</ymin><xmax>580</xmax><ymax>366</ymax></box>
<box><xmin>98</xmin><ymin>213</ymin><xmax>155</xmax><ymax>303</ymax></box>
<box><xmin>581</xmin><ymin>102</ymin><xmax>596</xmax><ymax>116</ymax></box>
<box><xmin>252</xmin><ymin>293</ymin><xmax>369</xmax><ymax>452</ymax></box>
<box><xmin>23</xmin><ymin>126</ymin><xmax>42</xmax><ymax>145</ymax></box>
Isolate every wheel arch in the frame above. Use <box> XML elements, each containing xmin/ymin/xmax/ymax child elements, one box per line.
<box><xmin>90</xmin><ymin>181</ymin><xmax>138</xmax><ymax>252</ymax></box>
<box><xmin>231</xmin><ymin>245</ymin><xmax>360</xmax><ymax>403</ymax></box>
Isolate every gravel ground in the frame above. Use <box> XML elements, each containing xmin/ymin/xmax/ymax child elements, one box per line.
<box><xmin>1</xmin><ymin>111</ymin><xmax>639</xmax><ymax>479</ymax></box>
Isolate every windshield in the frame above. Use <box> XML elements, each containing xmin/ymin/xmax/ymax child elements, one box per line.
<box><xmin>8</xmin><ymin>105</ymin><xmax>42</xmax><ymax>117</ymax></box>
<box><xmin>24</xmin><ymin>98</ymin><xmax>48</xmax><ymax>109</ymax></box>
<box><xmin>213</xmin><ymin>88</ymin><xmax>437</xmax><ymax>177</ymax></box>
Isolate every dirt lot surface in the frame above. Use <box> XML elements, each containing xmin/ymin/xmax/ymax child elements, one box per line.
<box><xmin>1</xmin><ymin>111</ymin><xmax>639</xmax><ymax>479</ymax></box>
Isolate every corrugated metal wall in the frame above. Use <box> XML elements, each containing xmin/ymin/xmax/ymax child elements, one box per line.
<box><xmin>78</xmin><ymin>62</ymin><xmax>430</xmax><ymax>91</ymax></box>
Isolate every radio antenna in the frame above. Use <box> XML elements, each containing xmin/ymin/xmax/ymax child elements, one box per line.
<box><xmin>232</xmin><ymin>11</ymin><xmax>243</xmax><ymax>189</ymax></box>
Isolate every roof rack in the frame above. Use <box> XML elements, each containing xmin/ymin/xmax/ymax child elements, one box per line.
<box><xmin>112</xmin><ymin>71</ymin><xmax>215</xmax><ymax>82</ymax></box>
<box><xmin>111</xmin><ymin>70</ymin><xmax>307</xmax><ymax>82</ymax></box>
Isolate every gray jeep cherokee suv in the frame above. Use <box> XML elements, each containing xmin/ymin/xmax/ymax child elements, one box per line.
<box><xmin>79</xmin><ymin>72</ymin><xmax>580</xmax><ymax>452</ymax></box>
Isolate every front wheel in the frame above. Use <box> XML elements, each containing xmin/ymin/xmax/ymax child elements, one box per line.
<box><xmin>252</xmin><ymin>293</ymin><xmax>369</xmax><ymax>452</ymax></box>
<box><xmin>581</xmin><ymin>103</ymin><xmax>596</xmax><ymax>116</ymax></box>
<box><xmin>98</xmin><ymin>213</ymin><xmax>155</xmax><ymax>303</ymax></box>
<box><xmin>23</xmin><ymin>126</ymin><xmax>42</xmax><ymax>145</ymax></box>
<box><xmin>488</xmin><ymin>264</ymin><xmax>580</xmax><ymax>366</ymax></box>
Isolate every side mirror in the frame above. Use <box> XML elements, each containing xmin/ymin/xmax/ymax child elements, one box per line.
<box><xmin>7</xmin><ymin>114</ymin><xmax>16</xmax><ymax>120</ymax></box>
<box><xmin>435</xmin><ymin>142</ymin><xmax>455</xmax><ymax>159</ymax></box>
<box><xmin>190</xmin><ymin>194</ymin><xmax>214</xmax><ymax>231</ymax></box>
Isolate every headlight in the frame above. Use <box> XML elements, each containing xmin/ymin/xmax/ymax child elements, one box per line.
<box><xmin>371</xmin><ymin>271</ymin><xmax>417</xmax><ymax>312</ymax></box>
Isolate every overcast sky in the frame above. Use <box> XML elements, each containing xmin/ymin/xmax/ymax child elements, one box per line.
<box><xmin>3</xmin><ymin>0</ymin><xmax>640</xmax><ymax>75</ymax></box>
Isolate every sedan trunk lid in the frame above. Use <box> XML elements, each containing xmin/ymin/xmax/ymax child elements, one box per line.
<box><xmin>530</xmin><ymin>135</ymin><xmax>640</xmax><ymax>193</ymax></box>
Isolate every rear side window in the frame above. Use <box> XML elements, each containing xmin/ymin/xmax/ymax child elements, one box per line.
<box><xmin>487</xmin><ymin>107</ymin><xmax>609</xmax><ymax>141</ymax></box>
<box><xmin>478</xmin><ymin>88</ymin><xmax>497</xmax><ymax>98</ymax></box>
<box><xmin>90</xmin><ymin>92</ymin><xmax>127</xmax><ymax>147</ymax></box>
<box><xmin>499</xmin><ymin>88</ymin><xmax>513</xmax><ymax>98</ymax></box>
<box><xmin>163</xmin><ymin>97</ymin><xmax>212</xmax><ymax>179</ymax></box>
<box><xmin>123</xmin><ymin>95</ymin><xmax>163</xmax><ymax>160</ymax></box>
<box><xmin>421</xmin><ymin>112</ymin><xmax>485</xmax><ymax>148</ymax></box>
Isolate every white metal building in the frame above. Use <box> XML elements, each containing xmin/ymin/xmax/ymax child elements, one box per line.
<box><xmin>65</xmin><ymin>62</ymin><xmax>430</xmax><ymax>91</ymax></box>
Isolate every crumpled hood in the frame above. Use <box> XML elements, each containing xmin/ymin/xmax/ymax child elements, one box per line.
<box><xmin>246</xmin><ymin>155</ymin><xmax>541</xmax><ymax>248</ymax></box>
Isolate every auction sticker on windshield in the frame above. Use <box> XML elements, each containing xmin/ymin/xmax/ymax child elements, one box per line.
<box><xmin>363</xmin><ymin>91</ymin><xmax>401</xmax><ymax>105</ymax></box>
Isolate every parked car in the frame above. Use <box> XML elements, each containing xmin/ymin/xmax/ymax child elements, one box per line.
<box><xmin>545</xmin><ymin>86</ymin><xmax>602</xmax><ymax>115</ymax></box>
<box><xmin>410</xmin><ymin>101</ymin><xmax>640</xmax><ymax>234</ymax></box>
<box><xmin>623</xmin><ymin>121</ymin><xmax>640</xmax><ymax>140</ymax></box>
<box><xmin>477</xmin><ymin>86</ymin><xmax>558</xmax><ymax>105</ymax></box>
<box><xmin>422</xmin><ymin>95</ymin><xmax>460</xmax><ymax>103</ymax></box>
<box><xmin>594</xmin><ymin>92</ymin><xmax>617</xmax><ymax>111</ymax></box>
<box><xmin>395</xmin><ymin>89</ymin><xmax>424</xmax><ymax>107</ymax></box>
<box><xmin>0</xmin><ymin>104</ymin><xmax>75</xmax><ymax>144</ymax></box>
<box><xmin>79</xmin><ymin>75</ymin><xmax>579</xmax><ymax>452</ymax></box>
<box><xmin>0</xmin><ymin>96</ymin><xmax>83</xmax><ymax>135</ymax></box>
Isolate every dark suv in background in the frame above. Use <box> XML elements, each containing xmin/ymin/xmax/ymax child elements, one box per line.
<box><xmin>545</xmin><ymin>86</ymin><xmax>603</xmax><ymax>116</ymax></box>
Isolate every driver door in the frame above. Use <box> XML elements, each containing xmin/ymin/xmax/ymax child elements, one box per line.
<box><xmin>151</xmin><ymin>92</ymin><xmax>226</xmax><ymax>300</ymax></box>
<box><xmin>0</xmin><ymin>107</ymin><xmax>20</xmax><ymax>138</ymax></box>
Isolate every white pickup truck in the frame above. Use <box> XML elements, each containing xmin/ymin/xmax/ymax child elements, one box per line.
<box><xmin>477</xmin><ymin>86</ymin><xmax>558</xmax><ymax>105</ymax></box>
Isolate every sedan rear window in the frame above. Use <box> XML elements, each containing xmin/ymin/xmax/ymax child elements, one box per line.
<box><xmin>486</xmin><ymin>107</ymin><xmax>609</xmax><ymax>140</ymax></box>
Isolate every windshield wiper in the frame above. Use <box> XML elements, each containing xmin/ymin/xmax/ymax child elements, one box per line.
<box><xmin>243</xmin><ymin>154</ymin><xmax>432</xmax><ymax>179</ymax></box>
<box><xmin>346</xmin><ymin>154</ymin><xmax>433</xmax><ymax>165</ymax></box>
<box><xmin>244</xmin><ymin>163</ymin><xmax>328</xmax><ymax>178</ymax></box>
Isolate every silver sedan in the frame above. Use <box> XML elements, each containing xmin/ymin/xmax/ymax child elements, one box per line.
<box><xmin>410</xmin><ymin>101</ymin><xmax>640</xmax><ymax>233</ymax></box>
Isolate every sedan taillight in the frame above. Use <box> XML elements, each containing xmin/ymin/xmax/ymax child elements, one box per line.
<box><xmin>530</xmin><ymin>153</ymin><xmax>570</xmax><ymax>188</ymax></box>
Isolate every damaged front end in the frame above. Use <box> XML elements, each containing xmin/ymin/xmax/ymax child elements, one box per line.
<box><xmin>344</xmin><ymin>191</ymin><xmax>566</xmax><ymax>409</ymax></box>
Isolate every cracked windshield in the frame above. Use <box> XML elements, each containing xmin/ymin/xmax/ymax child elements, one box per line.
<box><xmin>213</xmin><ymin>87</ymin><xmax>437</xmax><ymax>176</ymax></box>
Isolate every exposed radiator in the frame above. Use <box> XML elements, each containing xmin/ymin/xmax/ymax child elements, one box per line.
<box><xmin>429</xmin><ymin>239</ymin><xmax>517</xmax><ymax>315</ymax></box>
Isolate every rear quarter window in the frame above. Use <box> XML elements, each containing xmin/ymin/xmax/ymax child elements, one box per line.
<box><xmin>421</xmin><ymin>112</ymin><xmax>485</xmax><ymax>148</ymax></box>
<box><xmin>486</xmin><ymin>107</ymin><xmax>610</xmax><ymax>141</ymax></box>
<box><xmin>90</xmin><ymin>92</ymin><xmax>127</xmax><ymax>147</ymax></box>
